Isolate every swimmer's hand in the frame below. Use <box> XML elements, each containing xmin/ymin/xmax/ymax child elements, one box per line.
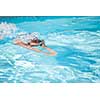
<box><xmin>42</xmin><ymin>46</ymin><xmax>57</xmax><ymax>56</ymax></box>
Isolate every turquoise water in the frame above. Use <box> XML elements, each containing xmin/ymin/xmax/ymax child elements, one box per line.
<box><xmin>0</xmin><ymin>16</ymin><xmax>100</xmax><ymax>83</ymax></box>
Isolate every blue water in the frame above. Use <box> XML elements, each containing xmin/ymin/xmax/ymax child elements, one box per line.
<box><xmin>0</xmin><ymin>16</ymin><xmax>100</xmax><ymax>83</ymax></box>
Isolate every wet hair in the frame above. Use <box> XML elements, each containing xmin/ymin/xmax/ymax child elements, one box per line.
<box><xmin>27</xmin><ymin>39</ymin><xmax>44</xmax><ymax>47</ymax></box>
<box><xmin>27</xmin><ymin>42</ymin><xmax>30</xmax><ymax>45</ymax></box>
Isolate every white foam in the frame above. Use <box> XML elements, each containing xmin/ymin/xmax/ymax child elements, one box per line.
<box><xmin>0</xmin><ymin>22</ymin><xmax>17</xmax><ymax>37</ymax></box>
<box><xmin>15</xmin><ymin>60</ymin><xmax>35</xmax><ymax>68</ymax></box>
<box><xmin>47</xmin><ymin>30</ymin><xmax>100</xmax><ymax>52</ymax></box>
<box><xmin>15</xmin><ymin>32</ymin><xmax>40</xmax><ymax>43</ymax></box>
<box><xmin>53</xmin><ymin>65</ymin><xmax>76</xmax><ymax>80</ymax></box>
<box><xmin>13</xmin><ymin>54</ymin><xmax>22</xmax><ymax>60</ymax></box>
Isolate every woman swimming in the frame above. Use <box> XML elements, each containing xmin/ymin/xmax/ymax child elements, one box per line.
<box><xmin>27</xmin><ymin>38</ymin><xmax>46</xmax><ymax>47</ymax></box>
<box><xmin>14</xmin><ymin>34</ymin><xmax>57</xmax><ymax>56</ymax></box>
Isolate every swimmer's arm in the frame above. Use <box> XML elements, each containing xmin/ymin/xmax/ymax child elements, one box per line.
<box><xmin>42</xmin><ymin>46</ymin><xmax>57</xmax><ymax>56</ymax></box>
<box><xmin>14</xmin><ymin>40</ymin><xmax>57</xmax><ymax>56</ymax></box>
<box><xmin>14</xmin><ymin>40</ymin><xmax>42</xmax><ymax>52</ymax></box>
<box><xmin>20</xmin><ymin>44</ymin><xmax>42</xmax><ymax>52</ymax></box>
<box><xmin>23</xmin><ymin>45</ymin><xmax>42</xmax><ymax>52</ymax></box>
<box><xmin>27</xmin><ymin>46</ymin><xmax>56</xmax><ymax>55</ymax></box>
<box><xmin>16</xmin><ymin>43</ymin><xmax>57</xmax><ymax>56</ymax></box>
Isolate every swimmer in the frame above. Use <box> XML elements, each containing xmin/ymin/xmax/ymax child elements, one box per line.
<box><xmin>14</xmin><ymin>36</ymin><xmax>57</xmax><ymax>56</ymax></box>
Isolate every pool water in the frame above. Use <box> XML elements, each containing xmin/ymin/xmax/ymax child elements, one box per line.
<box><xmin>0</xmin><ymin>16</ymin><xmax>100</xmax><ymax>83</ymax></box>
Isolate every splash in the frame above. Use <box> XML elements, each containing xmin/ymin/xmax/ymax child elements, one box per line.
<box><xmin>0</xmin><ymin>22</ymin><xmax>18</xmax><ymax>38</ymax></box>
